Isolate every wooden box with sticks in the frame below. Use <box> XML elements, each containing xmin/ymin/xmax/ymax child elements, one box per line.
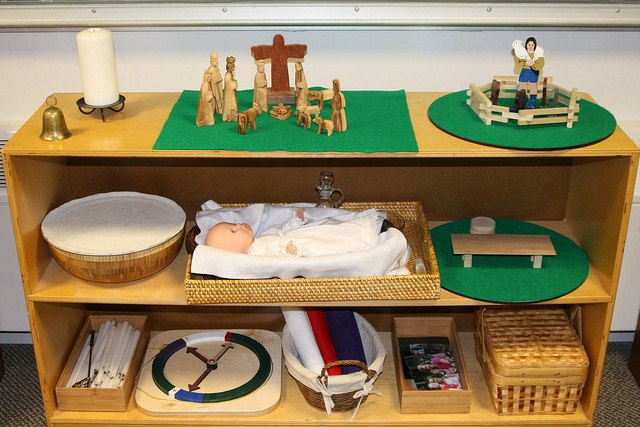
<box><xmin>55</xmin><ymin>315</ymin><xmax>149</xmax><ymax>411</ymax></box>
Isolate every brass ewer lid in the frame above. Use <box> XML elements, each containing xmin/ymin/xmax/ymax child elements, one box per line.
<box><xmin>40</xmin><ymin>95</ymin><xmax>72</xmax><ymax>142</ymax></box>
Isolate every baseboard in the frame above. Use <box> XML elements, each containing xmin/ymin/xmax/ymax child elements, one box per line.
<box><xmin>608</xmin><ymin>332</ymin><xmax>635</xmax><ymax>342</ymax></box>
<box><xmin>0</xmin><ymin>332</ymin><xmax>32</xmax><ymax>344</ymax></box>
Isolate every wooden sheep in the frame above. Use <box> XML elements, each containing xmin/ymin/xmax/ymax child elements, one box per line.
<box><xmin>313</xmin><ymin>116</ymin><xmax>334</xmax><ymax>136</ymax></box>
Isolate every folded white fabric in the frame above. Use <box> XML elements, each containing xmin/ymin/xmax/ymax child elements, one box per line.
<box><xmin>190</xmin><ymin>227</ymin><xmax>410</xmax><ymax>279</ymax></box>
<box><xmin>281</xmin><ymin>307</ymin><xmax>325</xmax><ymax>374</ymax></box>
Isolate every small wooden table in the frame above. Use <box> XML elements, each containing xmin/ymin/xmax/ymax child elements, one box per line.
<box><xmin>451</xmin><ymin>234</ymin><xmax>556</xmax><ymax>268</ymax></box>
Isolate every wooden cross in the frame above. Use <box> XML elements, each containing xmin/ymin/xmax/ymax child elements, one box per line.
<box><xmin>251</xmin><ymin>34</ymin><xmax>307</xmax><ymax>93</ymax></box>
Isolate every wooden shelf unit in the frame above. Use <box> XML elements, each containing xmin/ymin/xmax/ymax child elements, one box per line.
<box><xmin>3</xmin><ymin>92</ymin><xmax>638</xmax><ymax>427</ymax></box>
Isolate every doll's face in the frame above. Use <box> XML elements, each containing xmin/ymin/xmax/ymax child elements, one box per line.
<box><xmin>205</xmin><ymin>222</ymin><xmax>254</xmax><ymax>254</ymax></box>
<box><xmin>526</xmin><ymin>40</ymin><xmax>536</xmax><ymax>52</ymax></box>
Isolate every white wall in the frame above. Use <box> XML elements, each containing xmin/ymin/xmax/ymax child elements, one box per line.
<box><xmin>1</xmin><ymin>29</ymin><xmax>640</xmax><ymax>123</ymax></box>
<box><xmin>1</xmin><ymin>28</ymin><xmax>639</xmax><ymax>340</ymax></box>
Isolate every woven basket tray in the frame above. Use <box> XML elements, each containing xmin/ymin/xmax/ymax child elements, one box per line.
<box><xmin>475</xmin><ymin>307</ymin><xmax>589</xmax><ymax>415</ymax></box>
<box><xmin>184</xmin><ymin>201</ymin><xmax>440</xmax><ymax>304</ymax></box>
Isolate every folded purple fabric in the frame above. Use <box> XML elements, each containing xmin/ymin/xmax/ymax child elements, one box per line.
<box><xmin>325</xmin><ymin>310</ymin><xmax>367</xmax><ymax>374</ymax></box>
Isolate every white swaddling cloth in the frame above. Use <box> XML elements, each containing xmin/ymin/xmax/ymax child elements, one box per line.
<box><xmin>190</xmin><ymin>202</ymin><xmax>411</xmax><ymax>279</ymax></box>
<box><xmin>191</xmin><ymin>227</ymin><xmax>410</xmax><ymax>279</ymax></box>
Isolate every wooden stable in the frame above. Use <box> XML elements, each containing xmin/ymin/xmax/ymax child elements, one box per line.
<box><xmin>467</xmin><ymin>76</ymin><xmax>580</xmax><ymax>127</ymax></box>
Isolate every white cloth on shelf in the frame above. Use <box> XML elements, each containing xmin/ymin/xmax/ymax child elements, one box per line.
<box><xmin>191</xmin><ymin>227</ymin><xmax>410</xmax><ymax>279</ymax></box>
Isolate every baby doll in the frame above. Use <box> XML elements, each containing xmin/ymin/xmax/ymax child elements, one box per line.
<box><xmin>205</xmin><ymin>208</ymin><xmax>379</xmax><ymax>257</ymax></box>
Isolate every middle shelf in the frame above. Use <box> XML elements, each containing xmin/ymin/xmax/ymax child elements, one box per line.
<box><xmin>30</xmin><ymin>219</ymin><xmax>611</xmax><ymax>307</ymax></box>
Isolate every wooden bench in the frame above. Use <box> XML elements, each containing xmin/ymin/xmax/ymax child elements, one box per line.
<box><xmin>450</xmin><ymin>234</ymin><xmax>556</xmax><ymax>268</ymax></box>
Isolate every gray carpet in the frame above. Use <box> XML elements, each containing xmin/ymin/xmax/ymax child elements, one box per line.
<box><xmin>0</xmin><ymin>342</ymin><xmax>639</xmax><ymax>426</ymax></box>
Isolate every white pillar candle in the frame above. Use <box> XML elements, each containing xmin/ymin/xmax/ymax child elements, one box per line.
<box><xmin>76</xmin><ymin>28</ymin><xmax>120</xmax><ymax>107</ymax></box>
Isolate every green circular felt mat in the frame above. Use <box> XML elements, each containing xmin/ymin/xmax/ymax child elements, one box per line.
<box><xmin>430</xmin><ymin>218</ymin><xmax>590</xmax><ymax>303</ymax></box>
<box><xmin>428</xmin><ymin>90</ymin><xmax>617</xmax><ymax>150</ymax></box>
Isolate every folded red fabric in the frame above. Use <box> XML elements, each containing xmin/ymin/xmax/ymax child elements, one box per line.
<box><xmin>306</xmin><ymin>308</ymin><xmax>342</xmax><ymax>375</ymax></box>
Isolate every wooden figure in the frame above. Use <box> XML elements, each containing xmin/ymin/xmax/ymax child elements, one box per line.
<box><xmin>330</xmin><ymin>79</ymin><xmax>347</xmax><ymax>132</ymax></box>
<box><xmin>298</xmin><ymin>104</ymin><xmax>320</xmax><ymax>119</ymax></box>
<box><xmin>510</xmin><ymin>38</ymin><xmax>545</xmax><ymax>112</ymax></box>
<box><xmin>295</xmin><ymin>111</ymin><xmax>311</xmax><ymax>129</ymax></box>
<box><xmin>309</xmin><ymin>89</ymin><xmax>333</xmax><ymax>111</ymax></box>
<box><xmin>294</xmin><ymin>61</ymin><xmax>309</xmax><ymax>111</ymax></box>
<box><xmin>207</xmin><ymin>51</ymin><xmax>224</xmax><ymax>114</ymax></box>
<box><xmin>313</xmin><ymin>116</ymin><xmax>334</xmax><ymax>136</ymax></box>
<box><xmin>237</xmin><ymin>103</ymin><xmax>261</xmax><ymax>135</ymax></box>
<box><xmin>196</xmin><ymin>70</ymin><xmax>215</xmax><ymax>127</ymax></box>
<box><xmin>489</xmin><ymin>79</ymin><xmax>500</xmax><ymax>106</ymax></box>
<box><xmin>253</xmin><ymin>60</ymin><xmax>268</xmax><ymax>113</ymax></box>
<box><xmin>251</xmin><ymin>34</ymin><xmax>307</xmax><ymax>103</ymax></box>
<box><xmin>269</xmin><ymin>103</ymin><xmax>291</xmax><ymax>120</ymax></box>
<box><xmin>222</xmin><ymin>56</ymin><xmax>238</xmax><ymax>122</ymax></box>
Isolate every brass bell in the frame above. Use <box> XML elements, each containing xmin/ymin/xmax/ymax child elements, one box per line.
<box><xmin>40</xmin><ymin>95</ymin><xmax>72</xmax><ymax>142</ymax></box>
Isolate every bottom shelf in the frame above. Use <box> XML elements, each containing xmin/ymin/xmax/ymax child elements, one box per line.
<box><xmin>50</xmin><ymin>332</ymin><xmax>590</xmax><ymax>427</ymax></box>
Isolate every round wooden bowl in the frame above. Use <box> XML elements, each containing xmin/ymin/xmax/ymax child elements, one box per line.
<box><xmin>42</xmin><ymin>192</ymin><xmax>186</xmax><ymax>283</ymax></box>
<box><xmin>48</xmin><ymin>229</ymin><xmax>184</xmax><ymax>283</ymax></box>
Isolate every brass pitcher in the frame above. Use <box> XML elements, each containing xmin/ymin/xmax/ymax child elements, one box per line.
<box><xmin>40</xmin><ymin>95</ymin><xmax>72</xmax><ymax>141</ymax></box>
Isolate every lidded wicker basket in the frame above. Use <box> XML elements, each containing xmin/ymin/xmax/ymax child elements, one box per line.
<box><xmin>281</xmin><ymin>312</ymin><xmax>386</xmax><ymax>416</ymax></box>
<box><xmin>475</xmin><ymin>307</ymin><xmax>589</xmax><ymax>415</ymax></box>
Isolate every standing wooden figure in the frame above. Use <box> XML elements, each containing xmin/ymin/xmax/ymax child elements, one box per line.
<box><xmin>510</xmin><ymin>38</ymin><xmax>545</xmax><ymax>112</ymax></box>
<box><xmin>207</xmin><ymin>51</ymin><xmax>224</xmax><ymax>114</ymax></box>
<box><xmin>222</xmin><ymin>56</ymin><xmax>238</xmax><ymax>122</ymax></box>
<box><xmin>253</xmin><ymin>60</ymin><xmax>268</xmax><ymax>113</ymax></box>
<box><xmin>330</xmin><ymin>79</ymin><xmax>347</xmax><ymax>132</ymax></box>
<box><xmin>294</xmin><ymin>61</ymin><xmax>309</xmax><ymax>111</ymax></box>
<box><xmin>196</xmin><ymin>70</ymin><xmax>215</xmax><ymax>127</ymax></box>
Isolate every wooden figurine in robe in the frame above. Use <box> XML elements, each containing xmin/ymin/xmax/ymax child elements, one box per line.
<box><xmin>196</xmin><ymin>70</ymin><xmax>215</xmax><ymax>127</ymax></box>
<box><xmin>253</xmin><ymin>60</ymin><xmax>268</xmax><ymax>113</ymax></box>
<box><xmin>222</xmin><ymin>56</ymin><xmax>238</xmax><ymax>122</ymax></box>
<box><xmin>207</xmin><ymin>51</ymin><xmax>224</xmax><ymax>114</ymax></box>
<box><xmin>330</xmin><ymin>79</ymin><xmax>347</xmax><ymax>132</ymax></box>
<box><xmin>294</xmin><ymin>62</ymin><xmax>309</xmax><ymax>111</ymax></box>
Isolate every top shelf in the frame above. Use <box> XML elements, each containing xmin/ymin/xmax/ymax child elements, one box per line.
<box><xmin>5</xmin><ymin>92</ymin><xmax>639</xmax><ymax>159</ymax></box>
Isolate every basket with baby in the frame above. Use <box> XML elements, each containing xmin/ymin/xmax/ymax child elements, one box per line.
<box><xmin>184</xmin><ymin>200</ymin><xmax>440</xmax><ymax>304</ymax></box>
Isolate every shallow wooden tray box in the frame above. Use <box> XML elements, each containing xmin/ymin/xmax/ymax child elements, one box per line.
<box><xmin>392</xmin><ymin>316</ymin><xmax>472</xmax><ymax>414</ymax></box>
<box><xmin>55</xmin><ymin>315</ymin><xmax>149</xmax><ymax>412</ymax></box>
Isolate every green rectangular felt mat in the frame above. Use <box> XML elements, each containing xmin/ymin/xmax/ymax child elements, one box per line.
<box><xmin>153</xmin><ymin>89</ymin><xmax>418</xmax><ymax>153</ymax></box>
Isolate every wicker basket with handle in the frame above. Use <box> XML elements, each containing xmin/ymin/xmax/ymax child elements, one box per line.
<box><xmin>281</xmin><ymin>312</ymin><xmax>386</xmax><ymax>416</ymax></box>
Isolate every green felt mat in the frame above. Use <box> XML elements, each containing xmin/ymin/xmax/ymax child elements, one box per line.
<box><xmin>430</xmin><ymin>218</ymin><xmax>590</xmax><ymax>303</ymax></box>
<box><xmin>428</xmin><ymin>90</ymin><xmax>617</xmax><ymax>150</ymax></box>
<box><xmin>153</xmin><ymin>89</ymin><xmax>418</xmax><ymax>153</ymax></box>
